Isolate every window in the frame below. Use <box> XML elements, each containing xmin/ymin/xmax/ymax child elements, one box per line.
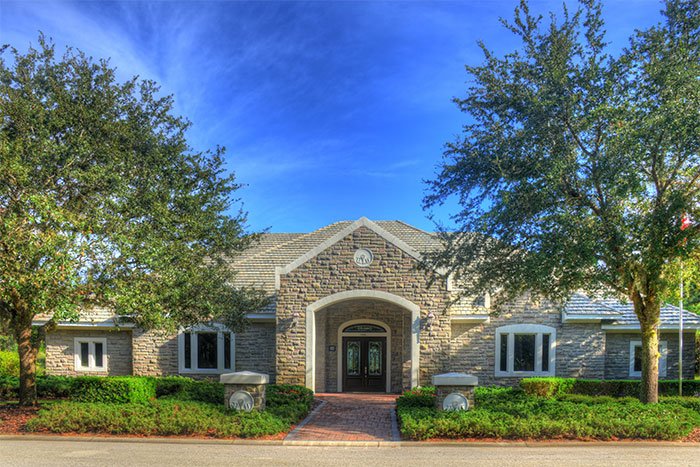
<box><xmin>74</xmin><ymin>338</ymin><xmax>107</xmax><ymax>372</ymax></box>
<box><xmin>179</xmin><ymin>326</ymin><xmax>234</xmax><ymax>373</ymax></box>
<box><xmin>495</xmin><ymin>324</ymin><xmax>556</xmax><ymax>377</ymax></box>
<box><xmin>629</xmin><ymin>340</ymin><xmax>667</xmax><ymax>378</ymax></box>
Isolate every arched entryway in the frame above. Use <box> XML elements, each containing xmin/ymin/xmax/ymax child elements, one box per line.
<box><xmin>305</xmin><ymin>289</ymin><xmax>420</xmax><ymax>393</ymax></box>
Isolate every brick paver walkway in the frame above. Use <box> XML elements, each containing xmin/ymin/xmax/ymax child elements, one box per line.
<box><xmin>285</xmin><ymin>393</ymin><xmax>400</xmax><ymax>441</ymax></box>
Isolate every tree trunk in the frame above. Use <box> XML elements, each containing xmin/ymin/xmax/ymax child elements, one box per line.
<box><xmin>639</xmin><ymin>320</ymin><xmax>660</xmax><ymax>403</ymax></box>
<box><xmin>15</xmin><ymin>325</ymin><xmax>38</xmax><ymax>406</ymax></box>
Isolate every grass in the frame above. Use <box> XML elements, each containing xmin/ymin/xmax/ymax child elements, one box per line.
<box><xmin>397</xmin><ymin>387</ymin><xmax>700</xmax><ymax>441</ymax></box>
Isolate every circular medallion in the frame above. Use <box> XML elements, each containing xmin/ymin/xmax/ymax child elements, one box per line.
<box><xmin>353</xmin><ymin>248</ymin><xmax>374</xmax><ymax>267</ymax></box>
<box><xmin>442</xmin><ymin>392</ymin><xmax>469</xmax><ymax>411</ymax></box>
<box><xmin>229</xmin><ymin>390</ymin><xmax>254</xmax><ymax>412</ymax></box>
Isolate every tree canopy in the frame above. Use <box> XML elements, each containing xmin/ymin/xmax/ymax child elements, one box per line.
<box><xmin>0</xmin><ymin>36</ymin><xmax>266</xmax><ymax>404</ymax></box>
<box><xmin>425</xmin><ymin>0</ymin><xmax>700</xmax><ymax>402</ymax></box>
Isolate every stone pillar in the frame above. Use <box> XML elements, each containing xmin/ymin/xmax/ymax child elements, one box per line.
<box><xmin>431</xmin><ymin>372</ymin><xmax>478</xmax><ymax>411</ymax></box>
<box><xmin>220</xmin><ymin>371</ymin><xmax>269</xmax><ymax>411</ymax></box>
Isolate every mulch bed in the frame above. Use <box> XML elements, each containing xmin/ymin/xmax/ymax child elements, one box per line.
<box><xmin>0</xmin><ymin>404</ymin><xmax>40</xmax><ymax>433</ymax></box>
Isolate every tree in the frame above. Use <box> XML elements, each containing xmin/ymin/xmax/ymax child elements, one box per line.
<box><xmin>0</xmin><ymin>36</ymin><xmax>266</xmax><ymax>405</ymax></box>
<box><xmin>425</xmin><ymin>0</ymin><xmax>699</xmax><ymax>403</ymax></box>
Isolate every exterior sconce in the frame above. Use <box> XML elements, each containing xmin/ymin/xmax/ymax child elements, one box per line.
<box><xmin>291</xmin><ymin>311</ymin><xmax>300</xmax><ymax>327</ymax></box>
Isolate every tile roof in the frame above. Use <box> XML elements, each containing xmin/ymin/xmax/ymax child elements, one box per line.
<box><xmin>564</xmin><ymin>292</ymin><xmax>700</xmax><ymax>327</ymax></box>
<box><xmin>230</xmin><ymin>219</ymin><xmax>442</xmax><ymax>303</ymax></box>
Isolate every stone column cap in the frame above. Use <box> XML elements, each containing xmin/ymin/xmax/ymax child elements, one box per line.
<box><xmin>220</xmin><ymin>371</ymin><xmax>270</xmax><ymax>385</ymax></box>
<box><xmin>431</xmin><ymin>372</ymin><xmax>478</xmax><ymax>386</ymax></box>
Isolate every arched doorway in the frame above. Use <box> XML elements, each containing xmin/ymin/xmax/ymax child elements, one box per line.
<box><xmin>305</xmin><ymin>289</ymin><xmax>420</xmax><ymax>393</ymax></box>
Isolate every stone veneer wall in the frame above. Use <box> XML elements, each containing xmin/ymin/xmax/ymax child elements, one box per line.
<box><xmin>276</xmin><ymin>226</ymin><xmax>450</xmax><ymax>388</ymax></box>
<box><xmin>45</xmin><ymin>329</ymin><xmax>132</xmax><ymax>376</ymax></box>
<box><xmin>234</xmin><ymin>323</ymin><xmax>277</xmax><ymax>381</ymax></box>
<box><xmin>448</xmin><ymin>296</ymin><xmax>606</xmax><ymax>386</ymax></box>
<box><xmin>604</xmin><ymin>332</ymin><xmax>695</xmax><ymax>380</ymax></box>
<box><xmin>314</xmin><ymin>299</ymin><xmax>411</xmax><ymax>392</ymax></box>
<box><xmin>132</xmin><ymin>329</ymin><xmax>179</xmax><ymax>376</ymax></box>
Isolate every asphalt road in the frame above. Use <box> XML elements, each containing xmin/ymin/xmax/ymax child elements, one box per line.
<box><xmin>1</xmin><ymin>438</ymin><xmax>699</xmax><ymax>466</ymax></box>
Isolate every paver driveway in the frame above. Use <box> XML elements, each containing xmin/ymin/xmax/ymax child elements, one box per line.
<box><xmin>286</xmin><ymin>393</ymin><xmax>400</xmax><ymax>441</ymax></box>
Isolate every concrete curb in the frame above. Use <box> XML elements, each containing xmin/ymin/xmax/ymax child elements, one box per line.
<box><xmin>1</xmin><ymin>434</ymin><xmax>698</xmax><ymax>448</ymax></box>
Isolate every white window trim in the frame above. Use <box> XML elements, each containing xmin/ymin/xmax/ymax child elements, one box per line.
<box><xmin>74</xmin><ymin>337</ymin><xmax>107</xmax><ymax>372</ymax></box>
<box><xmin>178</xmin><ymin>324</ymin><xmax>235</xmax><ymax>374</ymax></box>
<box><xmin>495</xmin><ymin>324</ymin><xmax>556</xmax><ymax>377</ymax></box>
<box><xmin>629</xmin><ymin>340</ymin><xmax>667</xmax><ymax>378</ymax></box>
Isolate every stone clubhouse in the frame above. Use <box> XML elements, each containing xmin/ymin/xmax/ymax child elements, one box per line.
<box><xmin>36</xmin><ymin>217</ymin><xmax>700</xmax><ymax>393</ymax></box>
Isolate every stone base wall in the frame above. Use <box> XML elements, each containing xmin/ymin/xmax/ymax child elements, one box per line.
<box><xmin>605</xmin><ymin>331</ymin><xmax>695</xmax><ymax>380</ymax></box>
<box><xmin>224</xmin><ymin>383</ymin><xmax>266</xmax><ymax>411</ymax></box>
<box><xmin>235</xmin><ymin>323</ymin><xmax>276</xmax><ymax>382</ymax></box>
<box><xmin>45</xmin><ymin>329</ymin><xmax>132</xmax><ymax>376</ymax></box>
<box><xmin>435</xmin><ymin>385</ymin><xmax>476</xmax><ymax>410</ymax></box>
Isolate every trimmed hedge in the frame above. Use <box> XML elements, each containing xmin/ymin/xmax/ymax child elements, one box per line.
<box><xmin>521</xmin><ymin>377</ymin><xmax>700</xmax><ymax>398</ymax></box>
<box><xmin>26</xmin><ymin>399</ymin><xmax>288</xmax><ymax>438</ymax></box>
<box><xmin>0</xmin><ymin>375</ymin><xmax>74</xmax><ymax>400</ymax></box>
<box><xmin>71</xmin><ymin>376</ymin><xmax>156</xmax><ymax>404</ymax></box>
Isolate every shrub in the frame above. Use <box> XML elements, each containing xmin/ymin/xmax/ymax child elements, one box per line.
<box><xmin>521</xmin><ymin>377</ymin><xmax>700</xmax><ymax>398</ymax></box>
<box><xmin>38</xmin><ymin>376</ymin><xmax>74</xmax><ymax>399</ymax></box>
<box><xmin>0</xmin><ymin>375</ymin><xmax>74</xmax><ymax>400</ymax></box>
<box><xmin>0</xmin><ymin>375</ymin><xmax>18</xmax><ymax>399</ymax></box>
<box><xmin>154</xmin><ymin>376</ymin><xmax>223</xmax><ymax>404</ymax></box>
<box><xmin>266</xmin><ymin>384</ymin><xmax>314</xmax><ymax>408</ymax></box>
<box><xmin>396</xmin><ymin>386</ymin><xmax>436</xmax><ymax>409</ymax></box>
<box><xmin>26</xmin><ymin>399</ymin><xmax>288</xmax><ymax>438</ymax></box>
<box><xmin>266</xmin><ymin>384</ymin><xmax>314</xmax><ymax>423</ymax></box>
<box><xmin>521</xmin><ymin>378</ymin><xmax>576</xmax><ymax>398</ymax></box>
<box><xmin>397</xmin><ymin>392</ymin><xmax>700</xmax><ymax>441</ymax></box>
<box><xmin>0</xmin><ymin>351</ymin><xmax>19</xmax><ymax>377</ymax></box>
<box><xmin>70</xmin><ymin>376</ymin><xmax>156</xmax><ymax>404</ymax></box>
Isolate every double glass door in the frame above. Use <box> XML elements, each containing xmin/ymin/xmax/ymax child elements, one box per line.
<box><xmin>342</xmin><ymin>336</ymin><xmax>386</xmax><ymax>392</ymax></box>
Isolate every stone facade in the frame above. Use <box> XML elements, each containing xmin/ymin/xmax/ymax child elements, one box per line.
<box><xmin>45</xmin><ymin>329</ymin><xmax>132</xmax><ymax>376</ymax></box>
<box><xmin>449</xmin><ymin>297</ymin><xmax>606</xmax><ymax>386</ymax></box>
<box><xmin>41</xmin><ymin>218</ymin><xmax>699</xmax><ymax>389</ymax></box>
<box><xmin>276</xmin><ymin>226</ymin><xmax>449</xmax><ymax>387</ymax></box>
<box><xmin>604</xmin><ymin>332</ymin><xmax>695</xmax><ymax>380</ymax></box>
<box><xmin>234</xmin><ymin>323</ymin><xmax>277</xmax><ymax>381</ymax></box>
<box><xmin>132</xmin><ymin>329</ymin><xmax>179</xmax><ymax>376</ymax></box>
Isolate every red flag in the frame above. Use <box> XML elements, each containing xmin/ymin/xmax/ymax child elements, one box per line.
<box><xmin>681</xmin><ymin>214</ymin><xmax>692</xmax><ymax>231</ymax></box>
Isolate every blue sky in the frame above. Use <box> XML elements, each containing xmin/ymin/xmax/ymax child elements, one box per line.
<box><xmin>1</xmin><ymin>0</ymin><xmax>665</xmax><ymax>233</ymax></box>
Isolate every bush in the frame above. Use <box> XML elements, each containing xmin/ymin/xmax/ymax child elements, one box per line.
<box><xmin>70</xmin><ymin>376</ymin><xmax>156</xmax><ymax>404</ymax></box>
<box><xmin>154</xmin><ymin>376</ymin><xmax>224</xmax><ymax>404</ymax></box>
<box><xmin>26</xmin><ymin>399</ymin><xmax>288</xmax><ymax>438</ymax></box>
<box><xmin>266</xmin><ymin>384</ymin><xmax>314</xmax><ymax>423</ymax></box>
<box><xmin>521</xmin><ymin>378</ymin><xmax>576</xmax><ymax>398</ymax></box>
<box><xmin>0</xmin><ymin>375</ymin><xmax>74</xmax><ymax>400</ymax></box>
<box><xmin>0</xmin><ymin>351</ymin><xmax>19</xmax><ymax>377</ymax></box>
<box><xmin>396</xmin><ymin>386</ymin><xmax>436</xmax><ymax>409</ymax></box>
<box><xmin>521</xmin><ymin>377</ymin><xmax>700</xmax><ymax>398</ymax></box>
<box><xmin>397</xmin><ymin>392</ymin><xmax>700</xmax><ymax>441</ymax></box>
